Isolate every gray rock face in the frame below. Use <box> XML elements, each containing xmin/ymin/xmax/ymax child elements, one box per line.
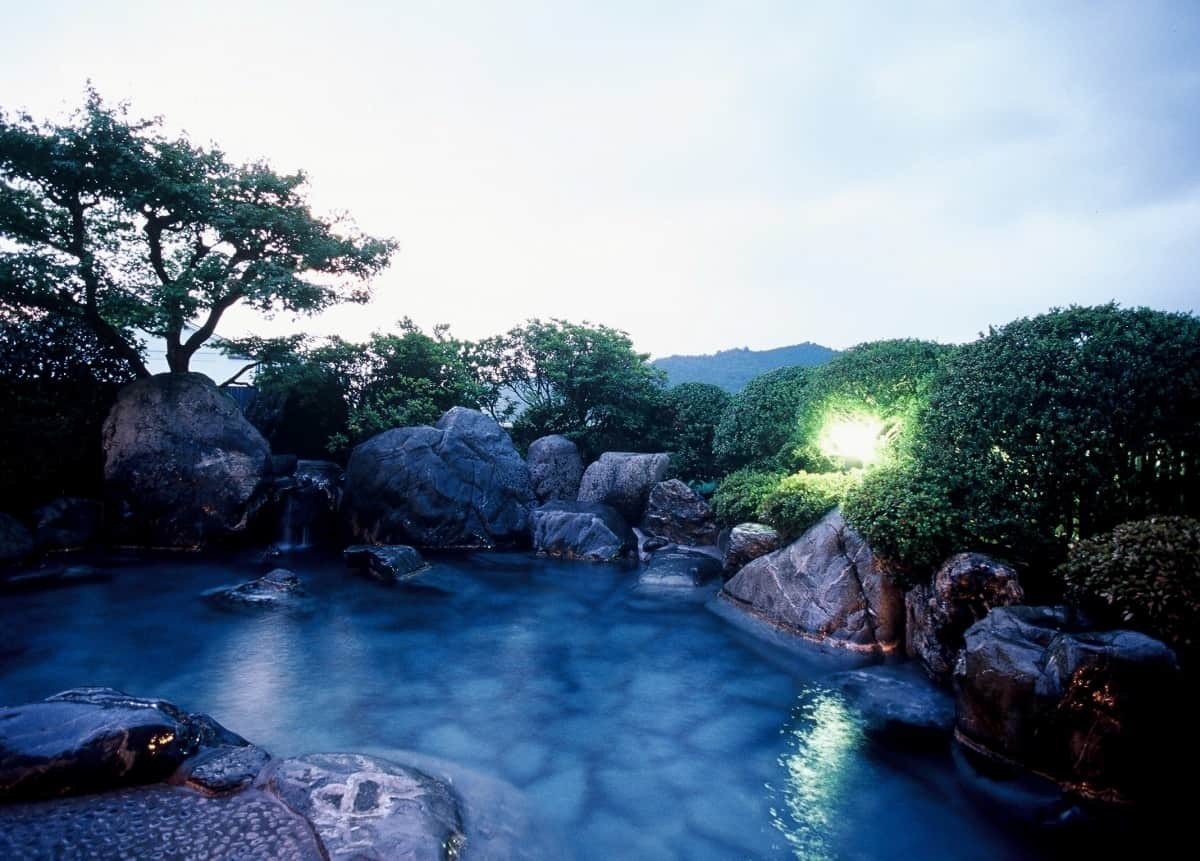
<box><xmin>182</xmin><ymin>744</ymin><xmax>273</xmax><ymax>795</ymax></box>
<box><xmin>531</xmin><ymin>501</ymin><xmax>635</xmax><ymax>562</ymax></box>
<box><xmin>0</xmin><ymin>783</ymin><xmax>324</xmax><ymax>860</ymax></box>
<box><xmin>722</xmin><ymin>522</ymin><xmax>781</xmax><ymax>576</ymax></box>
<box><xmin>32</xmin><ymin>498</ymin><xmax>104</xmax><ymax>551</ymax></box>
<box><xmin>576</xmin><ymin>451</ymin><xmax>670</xmax><ymax>522</ymax></box>
<box><xmin>638</xmin><ymin>547</ymin><xmax>723</xmax><ymax>587</ymax></box>
<box><xmin>0</xmin><ymin>687</ymin><xmax>248</xmax><ymax>802</ymax></box>
<box><xmin>343</xmin><ymin>407</ymin><xmax>536</xmax><ymax>549</ymax></box>
<box><xmin>828</xmin><ymin>664</ymin><xmax>955</xmax><ymax>744</ymax></box>
<box><xmin>262</xmin><ymin>753</ymin><xmax>465</xmax><ymax>861</ymax></box>
<box><xmin>907</xmin><ymin>552</ymin><xmax>1024</xmax><ymax>683</ymax></box>
<box><xmin>955</xmin><ymin>606</ymin><xmax>1180</xmax><ymax>803</ymax></box>
<box><xmin>102</xmin><ymin>373</ymin><xmax>270</xmax><ymax>548</ymax></box>
<box><xmin>719</xmin><ymin>509</ymin><xmax>904</xmax><ymax>653</ymax></box>
<box><xmin>343</xmin><ymin>544</ymin><xmax>428</xmax><ymax>580</ymax></box>
<box><xmin>0</xmin><ymin>513</ymin><xmax>33</xmax><ymax>564</ymax></box>
<box><xmin>640</xmin><ymin>480</ymin><xmax>719</xmax><ymax>546</ymax></box>
<box><xmin>204</xmin><ymin>568</ymin><xmax>306</xmax><ymax>610</ymax></box>
<box><xmin>527</xmin><ymin>434</ymin><xmax>584</xmax><ymax>503</ymax></box>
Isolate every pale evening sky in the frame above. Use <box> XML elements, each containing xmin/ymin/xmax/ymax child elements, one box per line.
<box><xmin>2</xmin><ymin>1</ymin><xmax>1197</xmax><ymax>358</ymax></box>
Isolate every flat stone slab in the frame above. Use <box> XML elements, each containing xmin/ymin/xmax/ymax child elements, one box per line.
<box><xmin>261</xmin><ymin>753</ymin><xmax>464</xmax><ymax>861</ymax></box>
<box><xmin>343</xmin><ymin>545</ymin><xmax>428</xmax><ymax>581</ymax></box>
<box><xmin>0</xmin><ymin>784</ymin><xmax>324</xmax><ymax>860</ymax></box>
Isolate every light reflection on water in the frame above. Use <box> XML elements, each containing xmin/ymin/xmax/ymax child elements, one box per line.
<box><xmin>768</xmin><ymin>690</ymin><xmax>864</xmax><ymax>860</ymax></box>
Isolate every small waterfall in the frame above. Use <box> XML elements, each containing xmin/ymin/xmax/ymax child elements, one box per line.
<box><xmin>271</xmin><ymin>460</ymin><xmax>343</xmax><ymax>551</ymax></box>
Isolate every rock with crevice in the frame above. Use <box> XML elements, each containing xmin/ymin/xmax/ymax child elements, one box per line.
<box><xmin>531</xmin><ymin>501</ymin><xmax>635</xmax><ymax>562</ymax></box>
<box><xmin>527</xmin><ymin>434</ymin><xmax>584</xmax><ymax>503</ymax></box>
<box><xmin>343</xmin><ymin>407</ymin><xmax>535</xmax><ymax>549</ymax></box>
<box><xmin>102</xmin><ymin>373</ymin><xmax>270</xmax><ymax>548</ymax></box>
<box><xmin>955</xmin><ymin>606</ymin><xmax>1181</xmax><ymax>803</ymax></box>
<box><xmin>906</xmin><ymin>552</ymin><xmax>1024</xmax><ymax>683</ymax></box>
<box><xmin>719</xmin><ymin>509</ymin><xmax>903</xmax><ymax>653</ymax></box>
<box><xmin>261</xmin><ymin>753</ymin><xmax>465</xmax><ymax>861</ymax></box>
<box><xmin>639</xmin><ymin>480</ymin><xmax>720</xmax><ymax>546</ymax></box>
<box><xmin>576</xmin><ymin>452</ymin><xmax>670</xmax><ymax>522</ymax></box>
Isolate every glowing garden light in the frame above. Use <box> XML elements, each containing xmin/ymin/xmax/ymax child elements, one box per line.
<box><xmin>817</xmin><ymin>413</ymin><xmax>888</xmax><ymax>467</ymax></box>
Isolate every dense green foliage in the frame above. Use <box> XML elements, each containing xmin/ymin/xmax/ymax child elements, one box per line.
<box><xmin>659</xmin><ymin>383</ymin><xmax>730</xmax><ymax>481</ymax></box>
<box><xmin>712</xmin><ymin>366</ymin><xmax>811</xmax><ymax>471</ymax></box>
<box><xmin>1057</xmin><ymin>516</ymin><xmax>1200</xmax><ymax>653</ymax></box>
<box><xmin>653</xmin><ymin>342</ymin><xmax>837</xmax><ymax>391</ymax></box>
<box><xmin>758</xmin><ymin>471</ymin><xmax>857</xmax><ymax>540</ymax></box>
<box><xmin>478</xmin><ymin>319</ymin><xmax>667</xmax><ymax>459</ymax></box>
<box><xmin>844</xmin><ymin>305</ymin><xmax>1200</xmax><ymax>583</ymax></box>
<box><xmin>0</xmin><ymin>312</ymin><xmax>136</xmax><ymax>510</ymax></box>
<box><xmin>782</xmin><ymin>339</ymin><xmax>952</xmax><ymax>472</ymax></box>
<box><xmin>0</xmin><ymin>89</ymin><xmax>393</xmax><ymax>378</ymax></box>
<box><xmin>711</xmin><ymin>468</ymin><xmax>786</xmax><ymax>526</ymax></box>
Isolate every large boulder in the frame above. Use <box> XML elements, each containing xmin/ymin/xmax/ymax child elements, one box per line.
<box><xmin>719</xmin><ymin>509</ymin><xmax>904</xmax><ymax>653</ymax></box>
<box><xmin>527</xmin><ymin>435</ymin><xmax>584</xmax><ymax>503</ymax></box>
<box><xmin>955</xmin><ymin>606</ymin><xmax>1180</xmax><ymax>803</ymax></box>
<box><xmin>0</xmin><ymin>687</ymin><xmax>250</xmax><ymax>802</ymax></box>
<box><xmin>639</xmin><ymin>480</ymin><xmax>719</xmax><ymax>546</ymax></box>
<box><xmin>576</xmin><ymin>452</ymin><xmax>670</xmax><ymax>521</ymax></box>
<box><xmin>907</xmin><ymin>552</ymin><xmax>1024</xmax><ymax>683</ymax></box>
<box><xmin>343</xmin><ymin>407</ymin><xmax>536</xmax><ymax>549</ymax></box>
<box><xmin>262</xmin><ymin>753</ymin><xmax>464</xmax><ymax>860</ymax></box>
<box><xmin>722</xmin><ymin>522</ymin><xmax>781</xmax><ymax>577</ymax></box>
<box><xmin>32</xmin><ymin>498</ymin><xmax>104</xmax><ymax>551</ymax></box>
<box><xmin>531</xmin><ymin>501</ymin><xmax>635</xmax><ymax>562</ymax></box>
<box><xmin>0</xmin><ymin>513</ymin><xmax>33</xmax><ymax>565</ymax></box>
<box><xmin>102</xmin><ymin>373</ymin><xmax>270</xmax><ymax>548</ymax></box>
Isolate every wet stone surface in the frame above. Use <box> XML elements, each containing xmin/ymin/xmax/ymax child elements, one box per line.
<box><xmin>0</xmin><ymin>784</ymin><xmax>324</xmax><ymax>860</ymax></box>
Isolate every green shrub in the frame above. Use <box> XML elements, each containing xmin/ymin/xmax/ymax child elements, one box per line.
<box><xmin>661</xmin><ymin>383</ymin><xmax>731</xmax><ymax>481</ymax></box>
<box><xmin>841</xmin><ymin>457</ymin><xmax>965</xmax><ymax>588</ymax></box>
<box><xmin>758</xmin><ymin>471</ymin><xmax>858</xmax><ymax>541</ymax></box>
<box><xmin>712</xmin><ymin>468</ymin><xmax>785</xmax><ymax>526</ymax></box>
<box><xmin>1056</xmin><ymin>516</ymin><xmax>1200</xmax><ymax>653</ymax></box>
<box><xmin>713</xmin><ymin>366</ymin><xmax>811</xmax><ymax>471</ymax></box>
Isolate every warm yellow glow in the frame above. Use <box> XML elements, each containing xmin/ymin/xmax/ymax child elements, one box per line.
<box><xmin>817</xmin><ymin>414</ymin><xmax>887</xmax><ymax>466</ymax></box>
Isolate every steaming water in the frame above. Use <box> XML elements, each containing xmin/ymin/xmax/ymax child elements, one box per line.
<box><xmin>1</xmin><ymin>551</ymin><xmax>1057</xmax><ymax>859</ymax></box>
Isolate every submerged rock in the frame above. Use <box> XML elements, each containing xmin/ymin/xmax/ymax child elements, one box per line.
<box><xmin>638</xmin><ymin>547</ymin><xmax>723</xmax><ymax>588</ymax></box>
<box><xmin>721</xmin><ymin>522</ymin><xmax>781</xmax><ymax>577</ymax></box>
<box><xmin>344</xmin><ymin>407</ymin><xmax>535</xmax><ymax>549</ymax></box>
<box><xmin>527</xmin><ymin>434</ymin><xmax>584</xmax><ymax>503</ymax></box>
<box><xmin>576</xmin><ymin>452</ymin><xmax>670</xmax><ymax>522</ymax></box>
<box><xmin>828</xmin><ymin>664</ymin><xmax>955</xmax><ymax>744</ymax></box>
<box><xmin>262</xmin><ymin>753</ymin><xmax>465</xmax><ymax>861</ymax></box>
<box><xmin>531</xmin><ymin>501</ymin><xmax>635</xmax><ymax>562</ymax></box>
<box><xmin>204</xmin><ymin>568</ymin><xmax>306</xmax><ymax>610</ymax></box>
<box><xmin>906</xmin><ymin>552</ymin><xmax>1023</xmax><ymax>683</ymax></box>
<box><xmin>0</xmin><ymin>687</ymin><xmax>248</xmax><ymax>802</ymax></box>
<box><xmin>344</xmin><ymin>544</ymin><xmax>429</xmax><ymax>580</ymax></box>
<box><xmin>0</xmin><ymin>513</ymin><xmax>33</xmax><ymax>565</ymax></box>
<box><xmin>32</xmin><ymin>497</ymin><xmax>104</xmax><ymax>551</ymax></box>
<box><xmin>102</xmin><ymin>373</ymin><xmax>270</xmax><ymax>548</ymax></box>
<box><xmin>0</xmin><ymin>563</ymin><xmax>109</xmax><ymax>593</ymax></box>
<box><xmin>640</xmin><ymin>480</ymin><xmax>720</xmax><ymax>546</ymax></box>
<box><xmin>181</xmin><ymin>744</ymin><xmax>273</xmax><ymax>795</ymax></box>
<box><xmin>955</xmin><ymin>606</ymin><xmax>1180</xmax><ymax>803</ymax></box>
<box><xmin>719</xmin><ymin>509</ymin><xmax>904</xmax><ymax>653</ymax></box>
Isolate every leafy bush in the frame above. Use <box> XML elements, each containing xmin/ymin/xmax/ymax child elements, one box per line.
<box><xmin>912</xmin><ymin>304</ymin><xmax>1200</xmax><ymax>568</ymax></box>
<box><xmin>842</xmin><ymin>457</ymin><xmax>965</xmax><ymax>588</ymax></box>
<box><xmin>758</xmin><ymin>471</ymin><xmax>857</xmax><ymax>541</ymax></box>
<box><xmin>712</xmin><ymin>468</ymin><xmax>785</xmax><ymax>526</ymax></box>
<box><xmin>661</xmin><ymin>383</ymin><xmax>730</xmax><ymax>481</ymax></box>
<box><xmin>1057</xmin><ymin>516</ymin><xmax>1200</xmax><ymax>653</ymax></box>
<box><xmin>783</xmin><ymin>339</ymin><xmax>952</xmax><ymax>472</ymax></box>
<box><xmin>713</xmin><ymin>366</ymin><xmax>811</xmax><ymax>471</ymax></box>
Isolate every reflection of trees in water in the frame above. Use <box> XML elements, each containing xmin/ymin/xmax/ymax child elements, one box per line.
<box><xmin>768</xmin><ymin>689</ymin><xmax>863</xmax><ymax>860</ymax></box>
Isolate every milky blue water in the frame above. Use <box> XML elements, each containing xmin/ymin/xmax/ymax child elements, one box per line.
<box><xmin>1</xmin><ymin>551</ymin><xmax>1056</xmax><ymax>859</ymax></box>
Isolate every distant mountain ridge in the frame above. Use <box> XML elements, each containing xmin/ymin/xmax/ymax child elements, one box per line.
<box><xmin>653</xmin><ymin>342</ymin><xmax>839</xmax><ymax>392</ymax></box>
